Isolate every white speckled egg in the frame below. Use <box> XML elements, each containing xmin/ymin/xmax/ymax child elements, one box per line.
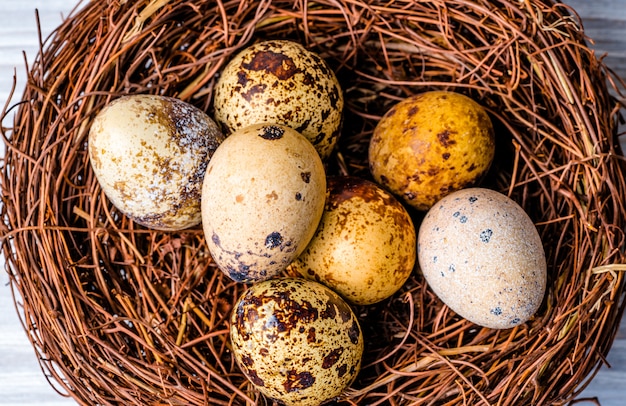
<box><xmin>201</xmin><ymin>123</ymin><xmax>326</xmax><ymax>283</ymax></box>
<box><xmin>231</xmin><ymin>277</ymin><xmax>363</xmax><ymax>406</ymax></box>
<box><xmin>417</xmin><ymin>187</ymin><xmax>547</xmax><ymax>329</ymax></box>
<box><xmin>290</xmin><ymin>176</ymin><xmax>416</xmax><ymax>305</ymax></box>
<box><xmin>213</xmin><ymin>40</ymin><xmax>343</xmax><ymax>160</ymax></box>
<box><xmin>88</xmin><ymin>94</ymin><xmax>224</xmax><ymax>231</ymax></box>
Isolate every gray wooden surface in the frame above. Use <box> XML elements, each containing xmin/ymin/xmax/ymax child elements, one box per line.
<box><xmin>0</xmin><ymin>0</ymin><xmax>625</xmax><ymax>405</ymax></box>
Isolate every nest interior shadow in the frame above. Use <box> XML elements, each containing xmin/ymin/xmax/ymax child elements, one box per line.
<box><xmin>1</xmin><ymin>0</ymin><xmax>626</xmax><ymax>405</ymax></box>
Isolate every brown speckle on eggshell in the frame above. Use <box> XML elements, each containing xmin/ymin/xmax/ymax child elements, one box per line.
<box><xmin>88</xmin><ymin>94</ymin><xmax>224</xmax><ymax>230</ymax></box>
<box><xmin>417</xmin><ymin>187</ymin><xmax>547</xmax><ymax>329</ymax></box>
<box><xmin>213</xmin><ymin>40</ymin><xmax>344</xmax><ymax>160</ymax></box>
<box><xmin>230</xmin><ymin>277</ymin><xmax>363</xmax><ymax>406</ymax></box>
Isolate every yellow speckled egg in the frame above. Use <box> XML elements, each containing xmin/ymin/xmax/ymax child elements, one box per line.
<box><xmin>88</xmin><ymin>94</ymin><xmax>224</xmax><ymax>231</ymax></box>
<box><xmin>417</xmin><ymin>188</ymin><xmax>547</xmax><ymax>329</ymax></box>
<box><xmin>290</xmin><ymin>176</ymin><xmax>416</xmax><ymax>305</ymax></box>
<box><xmin>201</xmin><ymin>123</ymin><xmax>326</xmax><ymax>283</ymax></box>
<box><xmin>369</xmin><ymin>91</ymin><xmax>495</xmax><ymax>211</ymax></box>
<box><xmin>231</xmin><ymin>277</ymin><xmax>363</xmax><ymax>406</ymax></box>
<box><xmin>213</xmin><ymin>40</ymin><xmax>343</xmax><ymax>160</ymax></box>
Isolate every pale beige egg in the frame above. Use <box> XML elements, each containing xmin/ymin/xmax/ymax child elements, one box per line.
<box><xmin>230</xmin><ymin>277</ymin><xmax>363</xmax><ymax>406</ymax></box>
<box><xmin>417</xmin><ymin>187</ymin><xmax>547</xmax><ymax>329</ymax></box>
<box><xmin>213</xmin><ymin>39</ymin><xmax>343</xmax><ymax>160</ymax></box>
<box><xmin>201</xmin><ymin>123</ymin><xmax>326</xmax><ymax>283</ymax></box>
<box><xmin>88</xmin><ymin>94</ymin><xmax>224</xmax><ymax>231</ymax></box>
<box><xmin>290</xmin><ymin>176</ymin><xmax>416</xmax><ymax>305</ymax></box>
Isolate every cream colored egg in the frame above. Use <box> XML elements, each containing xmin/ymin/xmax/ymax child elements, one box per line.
<box><xmin>213</xmin><ymin>40</ymin><xmax>343</xmax><ymax>160</ymax></box>
<box><xmin>88</xmin><ymin>94</ymin><xmax>224</xmax><ymax>231</ymax></box>
<box><xmin>201</xmin><ymin>123</ymin><xmax>326</xmax><ymax>283</ymax></box>
<box><xmin>417</xmin><ymin>188</ymin><xmax>547</xmax><ymax>329</ymax></box>
<box><xmin>230</xmin><ymin>277</ymin><xmax>363</xmax><ymax>406</ymax></box>
<box><xmin>290</xmin><ymin>176</ymin><xmax>416</xmax><ymax>305</ymax></box>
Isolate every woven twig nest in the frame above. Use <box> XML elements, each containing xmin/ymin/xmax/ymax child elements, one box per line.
<box><xmin>2</xmin><ymin>0</ymin><xmax>626</xmax><ymax>405</ymax></box>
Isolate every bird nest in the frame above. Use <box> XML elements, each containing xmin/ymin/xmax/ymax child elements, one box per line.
<box><xmin>2</xmin><ymin>0</ymin><xmax>626</xmax><ymax>405</ymax></box>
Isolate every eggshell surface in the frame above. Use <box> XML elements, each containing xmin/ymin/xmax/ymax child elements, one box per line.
<box><xmin>201</xmin><ymin>123</ymin><xmax>326</xmax><ymax>283</ymax></box>
<box><xmin>88</xmin><ymin>94</ymin><xmax>224</xmax><ymax>230</ymax></box>
<box><xmin>230</xmin><ymin>277</ymin><xmax>363</xmax><ymax>406</ymax></box>
<box><xmin>290</xmin><ymin>176</ymin><xmax>416</xmax><ymax>305</ymax></box>
<box><xmin>417</xmin><ymin>188</ymin><xmax>546</xmax><ymax>329</ymax></box>
<box><xmin>213</xmin><ymin>40</ymin><xmax>343</xmax><ymax>160</ymax></box>
<box><xmin>369</xmin><ymin>91</ymin><xmax>495</xmax><ymax>211</ymax></box>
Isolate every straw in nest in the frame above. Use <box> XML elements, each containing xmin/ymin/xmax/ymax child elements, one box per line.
<box><xmin>2</xmin><ymin>0</ymin><xmax>626</xmax><ymax>405</ymax></box>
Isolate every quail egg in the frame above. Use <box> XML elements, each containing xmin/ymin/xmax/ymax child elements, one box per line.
<box><xmin>369</xmin><ymin>91</ymin><xmax>495</xmax><ymax>211</ymax></box>
<box><xmin>201</xmin><ymin>123</ymin><xmax>326</xmax><ymax>283</ymax></box>
<box><xmin>290</xmin><ymin>176</ymin><xmax>416</xmax><ymax>305</ymax></box>
<box><xmin>230</xmin><ymin>277</ymin><xmax>363</xmax><ymax>406</ymax></box>
<box><xmin>417</xmin><ymin>187</ymin><xmax>547</xmax><ymax>329</ymax></box>
<box><xmin>88</xmin><ymin>94</ymin><xmax>224</xmax><ymax>230</ymax></box>
<box><xmin>213</xmin><ymin>40</ymin><xmax>343</xmax><ymax>160</ymax></box>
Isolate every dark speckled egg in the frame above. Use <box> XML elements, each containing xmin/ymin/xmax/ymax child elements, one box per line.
<box><xmin>417</xmin><ymin>188</ymin><xmax>547</xmax><ymax>329</ymax></box>
<box><xmin>230</xmin><ymin>277</ymin><xmax>363</xmax><ymax>406</ymax></box>
<box><xmin>213</xmin><ymin>40</ymin><xmax>343</xmax><ymax>160</ymax></box>
<box><xmin>201</xmin><ymin>123</ymin><xmax>326</xmax><ymax>283</ymax></box>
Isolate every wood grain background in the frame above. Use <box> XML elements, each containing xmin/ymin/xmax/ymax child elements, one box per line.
<box><xmin>0</xmin><ymin>0</ymin><xmax>624</xmax><ymax>405</ymax></box>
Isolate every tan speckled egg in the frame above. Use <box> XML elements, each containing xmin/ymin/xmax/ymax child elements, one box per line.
<box><xmin>231</xmin><ymin>277</ymin><xmax>363</xmax><ymax>406</ymax></box>
<box><xmin>290</xmin><ymin>176</ymin><xmax>416</xmax><ymax>305</ymax></box>
<box><xmin>88</xmin><ymin>94</ymin><xmax>224</xmax><ymax>231</ymax></box>
<box><xmin>201</xmin><ymin>123</ymin><xmax>326</xmax><ymax>283</ymax></box>
<box><xmin>213</xmin><ymin>40</ymin><xmax>343</xmax><ymax>160</ymax></box>
<box><xmin>417</xmin><ymin>188</ymin><xmax>547</xmax><ymax>329</ymax></box>
<box><xmin>369</xmin><ymin>91</ymin><xmax>495</xmax><ymax>211</ymax></box>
